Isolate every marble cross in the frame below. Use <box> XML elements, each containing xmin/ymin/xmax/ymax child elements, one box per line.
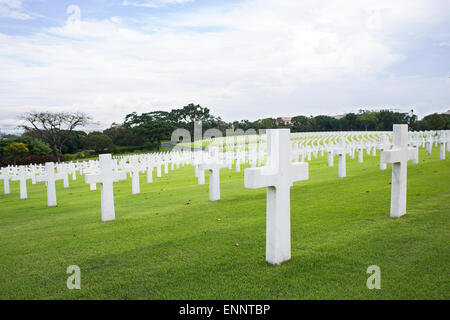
<box><xmin>199</xmin><ymin>160</ymin><xmax>228</xmax><ymax>201</ymax></box>
<box><xmin>36</xmin><ymin>162</ymin><xmax>66</xmax><ymax>207</ymax></box>
<box><xmin>381</xmin><ymin>125</ymin><xmax>419</xmax><ymax>218</ymax></box>
<box><xmin>244</xmin><ymin>129</ymin><xmax>309</xmax><ymax>265</ymax></box>
<box><xmin>146</xmin><ymin>163</ymin><xmax>154</xmax><ymax>183</ymax></box>
<box><xmin>378</xmin><ymin>136</ymin><xmax>391</xmax><ymax>170</ymax></box>
<box><xmin>357</xmin><ymin>146</ymin><xmax>364</xmax><ymax>163</ymax></box>
<box><xmin>85</xmin><ymin>154</ymin><xmax>127</xmax><ymax>222</ymax></box>
<box><xmin>156</xmin><ymin>162</ymin><xmax>162</xmax><ymax>177</ymax></box>
<box><xmin>57</xmin><ymin>164</ymin><xmax>69</xmax><ymax>188</ymax></box>
<box><xmin>12</xmin><ymin>167</ymin><xmax>32</xmax><ymax>199</ymax></box>
<box><xmin>326</xmin><ymin>146</ymin><xmax>334</xmax><ymax>167</ymax></box>
<box><xmin>129</xmin><ymin>160</ymin><xmax>142</xmax><ymax>194</ymax></box>
<box><xmin>0</xmin><ymin>168</ymin><xmax>11</xmax><ymax>195</ymax></box>
<box><xmin>439</xmin><ymin>135</ymin><xmax>446</xmax><ymax>160</ymax></box>
<box><xmin>333</xmin><ymin>138</ymin><xmax>347</xmax><ymax>178</ymax></box>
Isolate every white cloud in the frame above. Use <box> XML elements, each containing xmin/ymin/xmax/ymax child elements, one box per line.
<box><xmin>0</xmin><ymin>0</ymin><xmax>34</xmax><ymax>20</ymax></box>
<box><xmin>122</xmin><ymin>0</ymin><xmax>195</xmax><ymax>8</ymax></box>
<box><xmin>0</xmin><ymin>0</ymin><xmax>449</xmax><ymax>132</ymax></box>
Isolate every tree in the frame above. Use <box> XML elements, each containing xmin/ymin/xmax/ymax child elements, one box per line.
<box><xmin>14</xmin><ymin>136</ymin><xmax>52</xmax><ymax>155</ymax></box>
<box><xmin>291</xmin><ymin>116</ymin><xmax>312</xmax><ymax>132</ymax></box>
<box><xmin>21</xmin><ymin>111</ymin><xmax>91</xmax><ymax>162</ymax></box>
<box><xmin>83</xmin><ymin>132</ymin><xmax>114</xmax><ymax>154</ymax></box>
<box><xmin>261</xmin><ymin>118</ymin><xmax>275</xmax><ymax>129</ymax></box>
<box><xmin>344</xmin><ymin>113</ymin><xmax>357</xmax><ymax>130</ymax></box>
<box><xmin>312</xmin><ymin>115</ymin><xmax>339</xmax><ymax>131</ymax></box>
<box><xmin>124</xmin><ymin>111</ymin><xmax>176</xmax><ymax>150</ymax></box>
<box><xmin>103</xmin><ymin>123</ymin><xmax>144</xmax><ymax>146</ymax></box>
<box><xmin>357</xmin><ymin>112</ymin><xmax>378</xmax><ymax>131</ymax></box>
<box><xmin>4</xmin><ymin>142</ymin><xmax>29</xmax><ymax>157</ymax></box>
<box><xmin>60</xmin><ymin>130</ymin><xmax>87</xmax><ymax>154</ymax></box>
<box><xmin>170</xmin><ymin>103</ymin><xmax>215</xmax><ymax>139</ymax></box>
<box><xmin>418</xmin><ymin>113</ymin><xmax>450</xmax><ymax>130</ymax></box>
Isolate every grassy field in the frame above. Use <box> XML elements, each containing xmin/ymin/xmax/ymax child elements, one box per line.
<box><xmin>0</xmin><ymin>148</ymin><xmax>448</xmax><ymax>299</ymax></box>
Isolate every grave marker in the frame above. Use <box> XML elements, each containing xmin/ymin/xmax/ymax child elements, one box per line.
<box><xmin>85</xmin><ymin>154</ymin><xmax>127</xmax><ymax>221</ymax></box>
<box><xmin>381</xmin><ymin>125</ymin><xmax>418</xmax><ymax>218</ymax></box>
<box><xmin>36</xmin><ymin>162</ymin><xmax>65</xmax><ymax>207</ymax></box>
<box><xmin>244</xmin><ymin>129</ymin><xmax>309</xmax><ymax>265</ymax></box>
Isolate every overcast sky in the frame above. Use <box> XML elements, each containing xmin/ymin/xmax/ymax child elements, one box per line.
<box><xmin>0</xmin><ymin>0</ymin><xmax>449</xmax><ymax>133</ymax></box>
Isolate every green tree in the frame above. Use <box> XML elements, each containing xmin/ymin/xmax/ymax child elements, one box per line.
<box><xmin>103</xmin><ymin>123</ymin><xmax>145</xmax><ymax>146</ymax></box>
<box><xmin>4</xmin><ymin>142</ymin><xmax>29</xmax><ymax>157</ymax></box>
<box><xmin>21</xmin><ymin>111</ymin><xmax>91</xmax><ymax>162</ymax></box>
<box><xmin>124</xmin><ymin>111</ymin><xmax>176</xmax><ymax>150</ymax></box>
<box><xmin>170</xmin><ymin>103</ymin><xmax>215</xmax><ymax>139</ymax></box>
<box><xmin>82</xmin><ymin>132</ymin><xmax>114</xmax><ymax>154</ymax></box>
<box><xmin>61</xmin><ymin>131</ymin><xmax>87</xmax><ymax>154</ymax></box>
<box><xmin>261</xmin><ymin>118</ymin><xmax>275</xmax><ymax>129</ymax></box>
<box><xmin>344</xmin><ymin>113</ymin><xmax>357</xmax><ymax>130</ymax></box>
<box><xmin>312</xmin><ymin>115</ymin><xmax>339</xmax><ymax>131</ymax></box>
<box><xmin>418</xmin><ymin>113</ymin><xmax>450</xmax><ymax>130</ymax></box>
<box><xmin>291</xmin><ymin>115</ymin><xmax>312</xmax><ymax>132</ymax></box>
<box><xmin>10</xmin><ymin>136</ymin><xmax>52</xmax><ymax>155</ymax></box>
<box><xmin>357</xmin><ymin>112</ymin><xmax>378</xmax><ymax>131</ymax></box>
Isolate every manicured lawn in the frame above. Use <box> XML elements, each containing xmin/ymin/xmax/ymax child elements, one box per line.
<box><xmin>0</xmin><ymin>149</ymin><xmax>448</xmax><ymax>299</ymax></box>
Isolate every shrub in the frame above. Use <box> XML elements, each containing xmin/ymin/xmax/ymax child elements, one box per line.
<box><xmin>4</xmin><ymin>142</ymin><xmax>29</xmax><ymax>157</ymax></box>
<box><xmin>0</xmin><ymin>154</ymin><xmax>61</xmax><ymax>167</ymax></box>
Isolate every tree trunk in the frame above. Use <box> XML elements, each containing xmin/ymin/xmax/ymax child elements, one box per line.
<box><xmin>52</xmin><ymin>145</ymin><xmax>61</xmax><ymax>163</ymax></box>
<box><xmin>157</xmin><ymin>139</ymin><xmax>161</xmax><ymax>151</ymax></box>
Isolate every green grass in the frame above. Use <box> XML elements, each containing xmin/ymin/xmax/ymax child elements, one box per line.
<box><xmin>0</xmin><ymin>149</ymin><xmax>449</xmax><ymax>299</ymax></box>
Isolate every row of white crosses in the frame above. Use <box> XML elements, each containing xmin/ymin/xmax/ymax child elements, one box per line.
<box><xmin>84</xmin><ymin>150</ymin><xmax>193</xmax><ymax>221</ymax></box>
<box><xmin>1</xmin><ymin>128</ymin><xmax>448</xmax><ymax>266</ymax></box>
<box><xmin>242</xmin><ymin>125</ymin><xmax>424</xmax><ymax>265</ymax></box>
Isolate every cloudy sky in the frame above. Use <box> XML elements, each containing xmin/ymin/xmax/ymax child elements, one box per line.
<box><xmin>0</xmin><ymin>0</ymin><xmax>449</xmax><ymax>132</ymax></box>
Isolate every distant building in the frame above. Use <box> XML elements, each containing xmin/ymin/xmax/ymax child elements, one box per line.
<box><xmin>276</xmin><ymin>117</ymin><xmax>292</xmax><ymax>126</ymax></box>
<box><xmin>331</xmin><ymin>114</ymin><xmax>345</xmax><ymax>120</ymax></box>
<box><xmin>443</xmin><ymin>110</ymin><xmax>450</xmax><ymax>115</ymax></box>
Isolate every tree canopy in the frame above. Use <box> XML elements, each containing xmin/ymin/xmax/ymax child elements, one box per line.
<box><xmin>21</xmin><ymin>111</ymin><xmax>91</xmax><ymax>162</ymax></box>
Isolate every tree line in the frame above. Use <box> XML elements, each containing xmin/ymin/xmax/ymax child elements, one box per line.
<box><xmin>0</xmin><ymin>104</ymin><xmax>448</xmax><ymax>165</ymax></box>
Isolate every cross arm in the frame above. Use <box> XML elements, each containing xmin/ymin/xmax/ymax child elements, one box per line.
<box><xmin>85</xmin><ymin>173</ymin><xmax>100</xmax><ymax>185</ymax></box>
<box><xmin>381</xmin><ymin>149</ymin><xmax>402</xmax><ymax>164</ymax></box>
<box><xmin>54</xmin><ymin>172</ymin><xmax>66</xmax><ymax>181</ymax></box>
<box><xmin>113</xmin><ymin>171</ymin><xmax>127</xmax><ymax>182</ymax></box>
<box><xmin>290</xmin><ymin>162</ymin><xmax>309</xmax><ymax>184</ymax></box>
<box><xmin>36</xmin><ymin>174</ymin><xmax>48</xmax><ymax>183</ymax></box>
<box><xmin>244</xmin><ymin>167</ymin><xmax>276</xmax><ymax>189</ymax></box>
<box><xmin>408</xmin><ymin>147</ymin><xmax>418</xmax><ymax>162</ymax></box>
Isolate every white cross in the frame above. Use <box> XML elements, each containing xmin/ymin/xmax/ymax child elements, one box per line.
<box><xmin>381</xmin><ymin>125</ymin><xmax>418</xmax><ymax>218</ymax></box>
<box><xmin>57</xmin><ymin>164</ymin><xmax>69</xmax><ymax>188</ymax></box>
<box><xmin>36</xmin><ymin>162</ymin><xmax>65</xmax><ymax>207</ymax></box>
<box><xmin>378</xmin><ymin>136</ymin><xmax>391</xmax><ymax>170</ymax></box>
<box><xmin>199</xmin><ymin>160</ymin><xmax>228</xmax><ymax>201</ymax></box>
<box><xmin>326</xmin><ymin>146</ymin><xmax>334</xmax><ymax>167</ymax></box>
<box><xmin>333</xmin><ymin>138</ymin><xmax>347</xmax><ymax>178</ymax></box>
<box><xmin>0</xmin><ymin>168</ymin><xmax>11</xmax><ymax>195</ymax></box>
<box><xmin>85</xmin><ymin>154</ymin><xmax>127</xmax><ymax>222</ymax></box>
<box><xmin>235</xmin><ymin>150</ymin><xmax>242</xmax><ymax>172</ymax></box>
<box><xmin>146</xmin><ymin>163</ymin><xmax>154</xmax><ymax>183</ymax></box>
<box><xmin>129</xmin><ymin>159</ymin><xmax>142</xmax><ymax>194</ymax></box>
<box><xmin>357</xmin><ymin>145</ymin><xmax>364</xmax><ymax>163</ymax></box>
<box><xmin>244</xmin><ymin>129</ymin><xmax>309</xmax><ymax>265</ymax></box>
<box><xmin>11</xmin><ymin>167</ymin><xmax>32</xmax><ymax>200</ymax></box>
<box><xmin>156</xmin><ymin>162</ymin><xmax>162</xmax><ymax>177</ymax></box>
<box><xmin>439</xmin><ymin>134</ymin><xmax>446</xmax><ymax>160</ymax></box>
